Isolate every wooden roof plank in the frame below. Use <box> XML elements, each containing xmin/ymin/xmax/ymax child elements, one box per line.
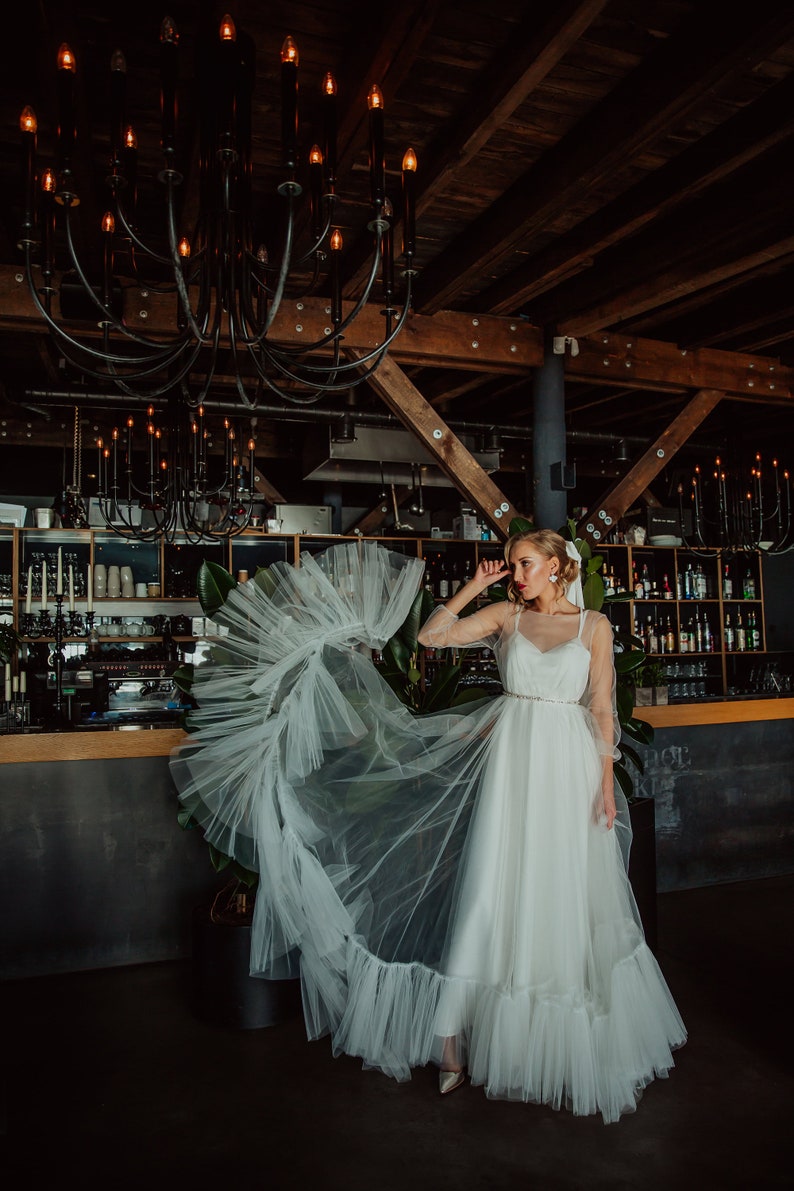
<box><xmin>415</xmin><ymin>1</ymin><xmax>794</xmax><ymax>313</ymax></box>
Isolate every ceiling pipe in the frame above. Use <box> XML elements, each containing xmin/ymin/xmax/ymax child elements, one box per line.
<box><xmin>21</xmin><ymin>388</ymin><xmax>656</xmax><ymax>449</ymax></box>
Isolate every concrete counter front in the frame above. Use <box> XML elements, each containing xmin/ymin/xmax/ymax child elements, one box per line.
<box><xmin>631</xmin><ymin>698</ymin><xmax>794</xmax><ymax>894</ymax></box>
<box><xmin>2</xmin><ymin>700</ymin><xmax>792</xmax><ymax>980</ymax></box>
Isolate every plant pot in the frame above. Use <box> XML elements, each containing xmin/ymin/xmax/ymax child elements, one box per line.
<box><xmin>627</xmin><ymin>796</ymin><xmax>658</xmax><ymax>953</ymax></box>
<box><xmin>191</xmin><ymin>905</ymin><xmax>302</xmax><ymax>1030</ymax></box>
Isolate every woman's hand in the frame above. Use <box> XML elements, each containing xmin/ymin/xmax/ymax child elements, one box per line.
<box><xmin>474</xmin><ymin>558</ymin><xmax>510</xmax><ymax>590</ymax></box>
<box><xmin>602</xmin><ymin>786</ymin><xmax>617</xmax><ymax>830</ymax></box>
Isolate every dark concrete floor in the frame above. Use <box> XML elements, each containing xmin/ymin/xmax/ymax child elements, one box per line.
<box><xmin>2</xmin><ymin>874</ymin><xmax>792</xmax><ymax>1190</ymax></box>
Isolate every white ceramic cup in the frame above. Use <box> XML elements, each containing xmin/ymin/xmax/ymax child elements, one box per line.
<box><xmin>120</xmin><ymin>566</ymin><xmax>134</xmax><ymax>598</ymax></box>
<box><xmin>106</xmin><ymin>566</ymin><xmax>121</xmax><ymax>597</ymax></box>
<box><xmin>135</xmin><ymin>582</ymin><xmax>148</xmax><ymax>598</ymax></box>
<box><xmin>93</xmin><ymin>564</ymin><xmax>107</xmax><ymax>598</ymax></box>
<box><xmin>35</xmin><ymin>508</ymin><xmax>54</xmax><ymax>529</ymax></box>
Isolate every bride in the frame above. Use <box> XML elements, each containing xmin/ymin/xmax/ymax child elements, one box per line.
<box><xmin>170</xmin><ymin>529</ymin><xmax>686</xmax><ymax>1124</ymax></box>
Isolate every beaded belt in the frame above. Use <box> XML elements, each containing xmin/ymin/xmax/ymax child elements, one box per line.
<box><xmin>503</xmin><ymin>690</ymin><xmax>578</xmax><ymax>704</ymax></box>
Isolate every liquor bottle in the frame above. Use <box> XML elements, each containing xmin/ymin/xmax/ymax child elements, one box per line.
<box><xmin>633</xmin><ymin>562</ymin><xmax>643</xmax><ymax>599</ymax></box>
<box><xmin>461</xmin><ymin>556</ymin><xmax>474</xmax><ymax>586</ymax></box>
<box><xmin>450</xmin><ymin>559</ymin><xmax>462</xmax><ymax>595</ymax></box>
<box><xmin>662</xmin><ymin>573</ymin><xmax>674</xmax><ymax>600</ymax></box>
<box><xmin>678</xmin><ymin>620</ymin><xmax>688</xmax><ymax>653</ymax></box>
<box><xmin>735</xmin><ymin>610</ymin><xmax>746</xmax><ymax>652</ymax></box>
<box><xmin>703</xmin><ymin>617</ymin><xmax>713</xmax><ymax>652</ymax></box>
<box><xmin>647</xmin><ymin>616</ymin><xmax>659</xmax><ymax>654</ymax></box>
<box><xmin>604</xmin><ymin>568</ymin><xmax>616</xmax><ymax>597</ymax></box>
<box><xmin>665</xmin><ymin>616</ymin><xmax>676</xmax><ymax>653</ymax></box>
<box><xmin>695</xmin><ymin>563</ymin><xmax>707</xmax><ymax>599</ymax></box>
<box><xmin>724</xmin><ymin>613</ymin><xmax>735</xmax><ymax>652</ymax></box>
<box><xmin>641</xmin><ymin>564</ymin><xmax>652</xmax><ymax>597</ymax></box>
<box><xmin>423</xmin><ymin>555</ymin><xmax>437</xmax><ymax>596</ymax></box>
<box><xmin>749</xmin><ymin>610</ymin><xmax>761</xmax><ymax>651</ymax></box>
<box><xmin>694</xmin><ymin>607</ymin><xmax>703</xmax><ymax>653</ymax></box>
<box><xmin>634</xmin><ymin>616</ymin><xmax>646</xmax><ymax>650</ymax></box>
<box><xmin>437</xmin><ymin>556</ymin><xmax>450</xmax><ymax>600</ymax></box>
<box><xmin>743</xmin><ymin>568</ymin><xmax>756</xmax><ymax>600</ymax></box>
<box><xmin>684</xmin><ymin>562</ymin><xmax>695</xmax><ymax>599</ymax></box>
<box><xmin>723</xmin><ymin>563</ymin><xmax>733</xmax><ymax>599</ymax></box>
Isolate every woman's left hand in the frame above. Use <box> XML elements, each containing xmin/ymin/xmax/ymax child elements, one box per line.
<box><xmin>603</xmin><ymin>788</ymin><xmax>617</xmax><ymax>830</ymax></box>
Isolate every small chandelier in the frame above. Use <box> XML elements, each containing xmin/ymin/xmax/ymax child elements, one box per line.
<box><xmin>95</xmin><ymin>399</ymin><xmax>257</xmax><ymax>543</ymax></box>
<box><xmin>17</xmin><ymin>13</ymin><xmax>418</xmax><ymax>409</ymax></box>
<box><xmin>679</xmin><ymin>452</ymin><xmax>793</xmax><ymax>555</ymax></box>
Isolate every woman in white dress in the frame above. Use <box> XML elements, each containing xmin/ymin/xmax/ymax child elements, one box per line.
<box><xmin>171</xmin><ymin>530</ymin><xmax>685</xmax><ymax>1124</ymax></box>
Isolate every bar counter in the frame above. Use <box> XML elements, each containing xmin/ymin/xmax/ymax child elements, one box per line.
<box><xmin>2</xmin><ymin>697</ymin><xmax>791</xmax><ymax>764</ymax></box>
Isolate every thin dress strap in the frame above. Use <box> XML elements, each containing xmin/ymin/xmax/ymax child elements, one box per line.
<box><xmin>577</xmin><ymin>607</ymin><xmax>586</xmax><ymax>638</ymax></box>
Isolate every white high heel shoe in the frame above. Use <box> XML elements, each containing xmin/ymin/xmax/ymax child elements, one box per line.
<box><xmin>439</xmin><ymin>1069</ymin><xmax>466</xmax><ymax>1095</ymax></box>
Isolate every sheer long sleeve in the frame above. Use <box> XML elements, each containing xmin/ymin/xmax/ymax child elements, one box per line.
<box><xmin>417</xmin><ymin>601</ymin><xmax>509</xmax><ymax>649</ymax></box>
<box><xmin>582</xmin><ymin>612</ymin><xmax>620</xmax><ymax>762</ymax></box>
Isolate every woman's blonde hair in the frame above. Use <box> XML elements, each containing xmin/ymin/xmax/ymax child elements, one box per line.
<box><xmin>503</xmin><ymin>529</ymin><xmax>579</xmax><ymax>605</ymax></box>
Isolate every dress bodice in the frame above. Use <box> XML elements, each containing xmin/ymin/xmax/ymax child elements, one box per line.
<box><xmin>496</xmin><ymin>611</ymin><xmax>590</xmax><ymax>703</ymax></box>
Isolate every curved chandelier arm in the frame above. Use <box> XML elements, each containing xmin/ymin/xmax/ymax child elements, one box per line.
<box><xmin>165</xmin><ymin>173</ymin><xmax>215</xmax><ymax>346</ymax></box>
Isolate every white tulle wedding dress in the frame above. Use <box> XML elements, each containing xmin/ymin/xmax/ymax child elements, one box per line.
<box><xmin>170</xmin><ymin>541</ymin><xmax>686</xmax><ymax>1124</ymax></box>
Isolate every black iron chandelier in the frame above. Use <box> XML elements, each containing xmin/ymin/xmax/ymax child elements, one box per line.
<box><xmin>17</xmin><ymin>13</ymin><xmax>417</xmax><ymax>412</ymax></box>
<box><xmin>679</xmin><ymin>452</ymin><xmax>793</xmax><ymax>555</ymax></box>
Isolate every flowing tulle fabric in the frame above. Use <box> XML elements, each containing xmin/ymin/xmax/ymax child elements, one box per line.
<box><xmin>170</xmin><ymin>541</ymin><xmax>686</xmax><ymax>1123</ymax></box>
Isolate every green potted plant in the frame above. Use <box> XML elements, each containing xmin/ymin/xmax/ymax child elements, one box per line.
<box><xmin>632</xmin><ymin>660</ymin><xmax>670</xmax><ymax>707</ymax></box>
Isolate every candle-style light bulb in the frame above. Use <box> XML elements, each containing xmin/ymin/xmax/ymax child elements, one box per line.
<box><xmin>160</xmin><ymin>17</ymin><xmax>179</xmax><ymax>156</ymax></box>
<box><xmin>109</xmin><ymin>48</ymin><xmax>127</xmax><ymax>166</ymax></box>
<box><xmin>367</xmin><ymin>84</ymin><xmax>385</xmax><ymax>210</ymax></box>
<box><xmin>281</xmin><ymin>35</ymin><xmax>299</xmax><ymax>172</ymax></box>
<box><xmin>322</xmin><ymin>72</ymin><xmax>337</xmax><ymax>192</ymax></box>
<box><xmin>56</xmin><ymin>43</ymin><xmax>77</xmax><ymax>172</ymax></box>
<box><xmin>309</xmin><ymin>144</ymin><xmax>323</xmax><ymax>237</ymax></box>
<box><xmin>402</xmin><ymin>146</ymin><xmax>417</xmax><ymax>261</ymax></box>
<box><xmin>330</xmin><ymin>228</ymin><xmax>343</xmax><ymax>325</ymax></box>
<box><xmin>219</xmin><ymin>12</ymin><xmax>236</xmax><ymax>40</ymax></box>
<box><xmin>19</xmin><ymin>105</ymin><xmax>38</xmax><ymax>237</ymax></box>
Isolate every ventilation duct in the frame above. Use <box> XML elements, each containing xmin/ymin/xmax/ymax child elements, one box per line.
<box><xmin>302</xmin><ymin>426</ymin><xmax>501</xmax><ymax>486</ymax></box>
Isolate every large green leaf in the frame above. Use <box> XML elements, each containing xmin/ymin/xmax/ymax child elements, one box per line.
<box><xmin>622</xmin><ymin>716</ymin><xmax>655</xmax><ymax>746</ymax></box>
<box><xmin>398</xmin><ymin>587</ymin><xmax>433</xmax><ymax>653</ymax></box>
<box><xmin>614</xmin><ymin>760</ymin><xmax>635</xmax><ymax>800</ymax></box>
<box><xmin>614</xmin><ymin>649</ymin><xmax>646</xmax><ymax>674</ymax></box>
<box><xmin>172</xmin><ymin>663</ymin><xmax>195</xmax><ymax>695</ymax></box>
<box><xmin>422</xmin><ymin>662</ymin><xmax>462</xmax><ymax>713</ymax></box>
<box><xmin>382</xmin><ymin>635</ymin><xmax>410</xmax><ymax>675</ymax></box>
<box><xmin>583</xmin><ymin>572</ymin><xmax>604</xmax><ymax>611</ymax></box>
<box><xmin>618</xmin><ymin>740</ymin><xmax>644</xmax><ymax>774</ymax></box>
<box><xmin>196</xmin><ymin>560</ymin><xmax>237</xmax><ymax>617</ymax></box>
<box><xmin>508</xmin><ymin>516</ymin><xmax>535</xmax><ymax>536</ymax></box>
<box><xmin>253</xmin><ymin>565</ymin><xmax>278</xmax><ymax>598</ymax></box>
<box><xmin>616</xmin><ymin>681</ymin><xmax>635</xmax><ymax>724</ymax></box>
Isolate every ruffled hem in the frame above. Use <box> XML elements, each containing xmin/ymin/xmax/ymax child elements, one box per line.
<box><xmin>314</xmin><ymin>935</ymin><xmax>686</xmax><ymax>1125</ymax></box>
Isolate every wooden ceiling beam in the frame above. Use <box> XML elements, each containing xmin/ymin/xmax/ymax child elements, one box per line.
<box><xmin>576</xmin><ymin>389</ymin><xmax>725</xmax><ymax>545</ymax></box>
<box><xmin>350</xmin><ymin>351</ymin><xmax>520</xmax><ymax>536</ymax></box>
<box><xmin>342</xmin><ymin>0</ymin><xmax>608</xmax><ymax>296</ymax></box>
<box><xmin>479</xmin><ymin>69</ymin><xmax>794</xmax><ymax>315</ymax></box>
<box><xmin>3</xmin><ymin>265</ymin><xmax>792</xmax><ymax>400</ymax></box>
<box><xmin>541</xmin><ymin>148</ymin><xmax>794</xmax><ymax>333</ymax></box>
<box><xmin>414</xmin><ymin>2</ymin><xmax>794</xmax><ymax>314</ymax></box>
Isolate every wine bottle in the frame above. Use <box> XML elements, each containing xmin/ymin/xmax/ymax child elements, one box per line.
<box><xmin>437</xmin><ymin>556</ymin><xmax>450</xmax><ymax>600</ymax></box>
<box><xmin>735</xmin><ymin>610</ymin><xmax>746</xmax><ymax>652</ymax></box>
<box><xmin>723</xmin><ymin>563</ymin><xmax>733</xmax><ymax>599</ymax></box>
<box><xmin>743</xmin><ymin>568</ymin><xmax>756</xmax><ymax>600</ymax></box>
<box><xmin>665</xmin><ymin>616</ymin><xmax>675</xmax><ymax>653</ymax></box>
<box><xmin>724</xmin><ymin>613</ymin><xmax>734</xmax><ymax>652</ymax></box>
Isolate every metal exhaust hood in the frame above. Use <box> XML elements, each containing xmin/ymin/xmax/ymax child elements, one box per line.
<box><xmin>302</xmin><ymin>426</ymin><xmax>501</xmax><ymax>486</ymax></box>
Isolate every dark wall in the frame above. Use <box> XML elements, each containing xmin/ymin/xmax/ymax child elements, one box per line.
<box><xmin>3</xmin><ymin>716</ymin><xmax>793</xmax><ymax>980</ymax></box>
<box><xmin>635</xmin><ymin>719</ymin><xmax>794</xmax><ymax>892</ymax></box>
<box><xmin>762</xmin><ymin>551</ymin><xmax>794</xmax><ymax>651</ymax></box>
<box><xmin>1</xmin><ymin>755</ymin><xmax>218</xmax><ymax>980</ymax></box>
